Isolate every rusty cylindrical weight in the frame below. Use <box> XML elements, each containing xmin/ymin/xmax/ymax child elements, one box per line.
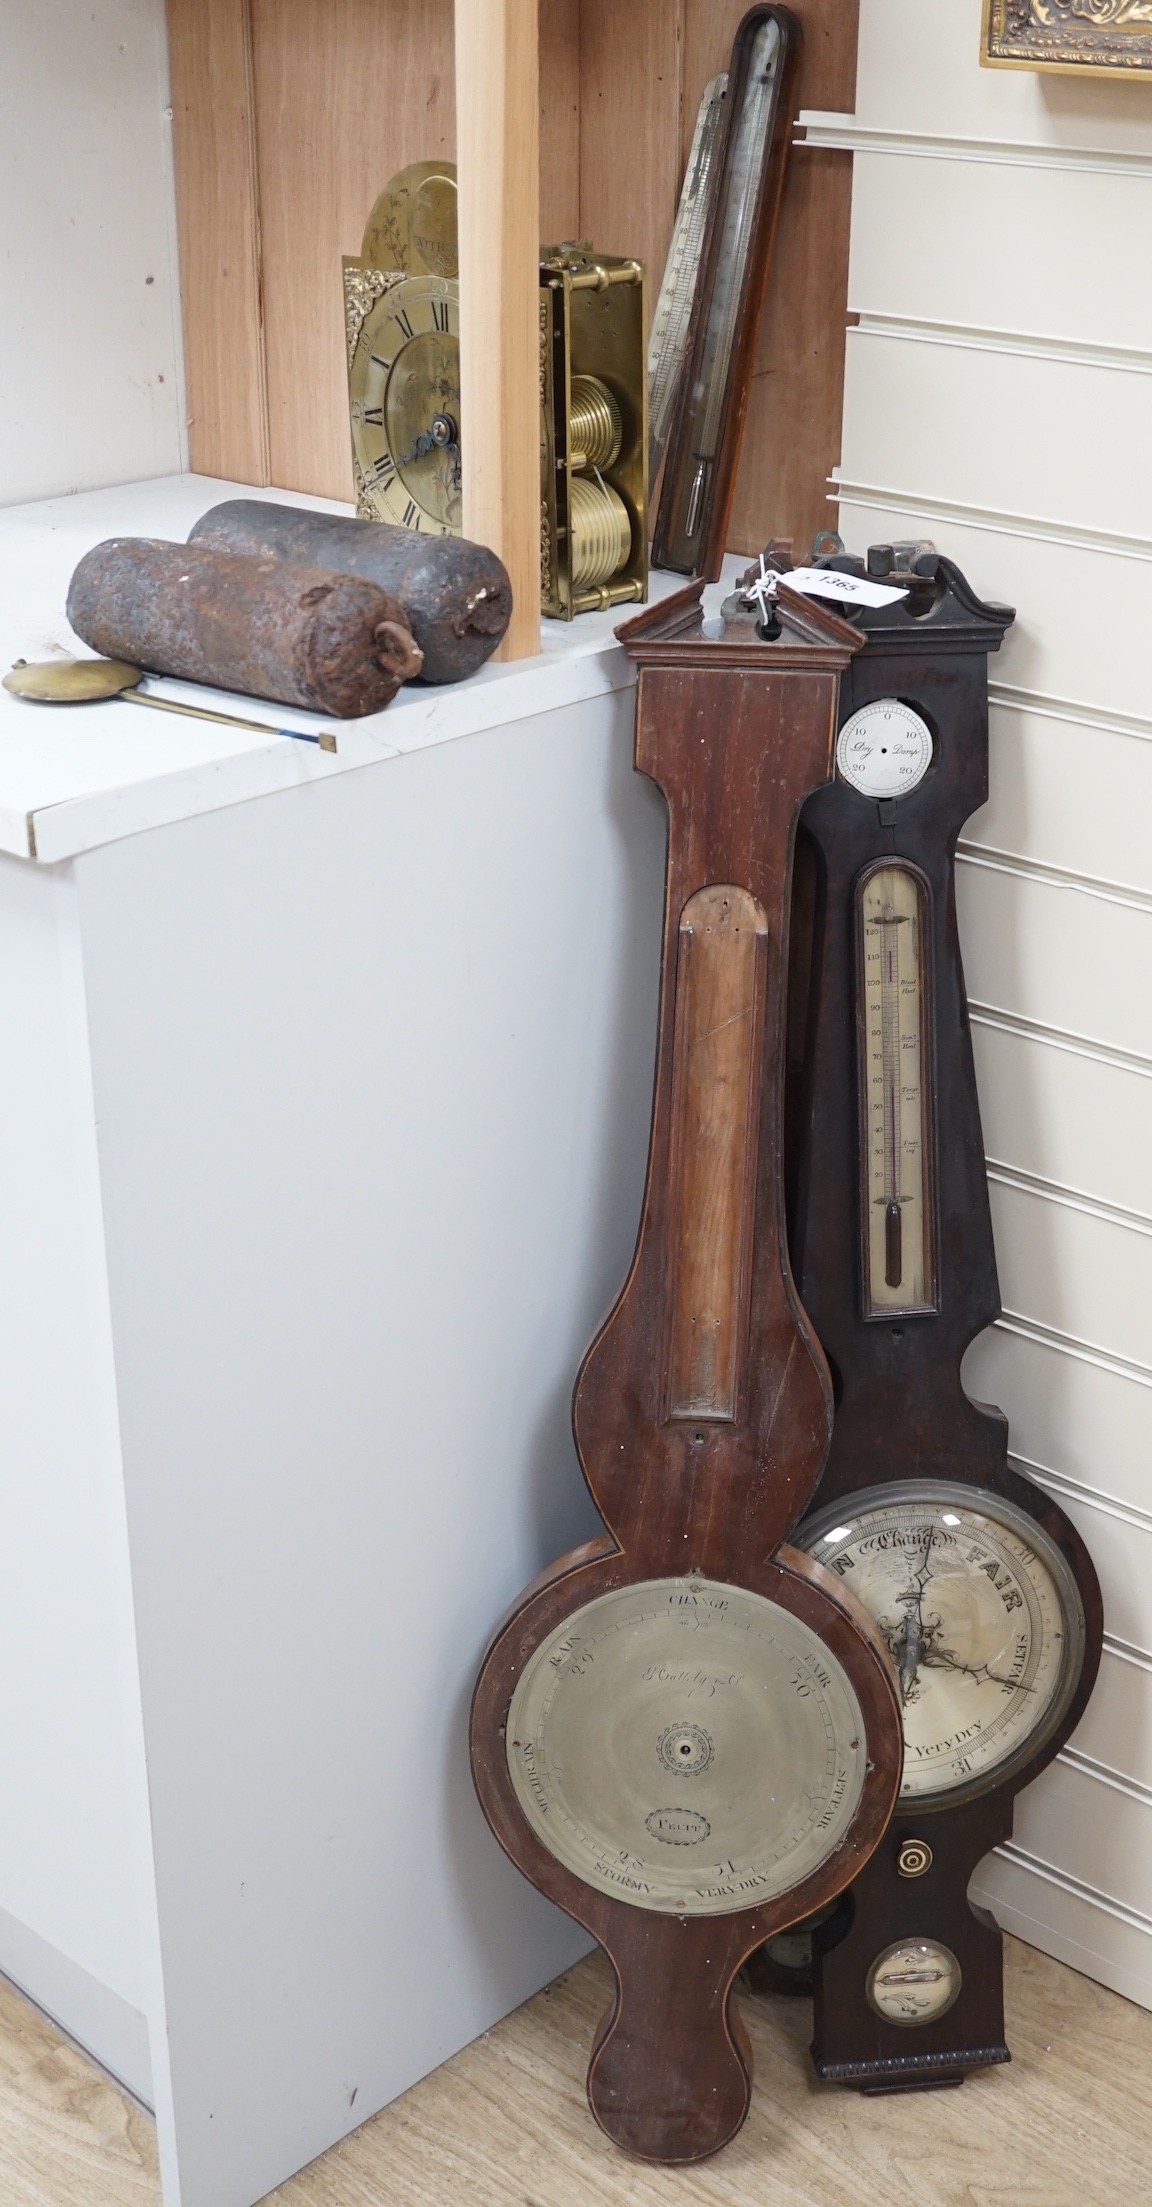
<box><xmin>66</xmin><ymin>539</ymin><xmax>423</xmax><ymax>718</ymax></box>
<box><xmin>189</xmin><ymin>502</ymin><xmax>513</xmax><ymax>685</ymax></box>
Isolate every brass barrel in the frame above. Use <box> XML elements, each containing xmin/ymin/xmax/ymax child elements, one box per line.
<box><xmin>569</xmin><ymin>479</ymin><xmax>633</xmax><ymax>591</ymax></box>
<box><xmin>569</xmin><ymin>376</ymin><xmax>623</xmax><ymax>472</ymax></box>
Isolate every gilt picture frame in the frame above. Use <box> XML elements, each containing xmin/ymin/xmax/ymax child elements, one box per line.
<box><xmin>983</xmin><ymin>0</ymin><xmax>1152</xmax><ymax>74</ymax></box>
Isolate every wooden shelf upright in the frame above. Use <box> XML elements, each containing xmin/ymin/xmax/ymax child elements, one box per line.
<box><xmin>454</xmin><ymin>0</ymin><xmax>541</xmax><ymax>660</ymax></box>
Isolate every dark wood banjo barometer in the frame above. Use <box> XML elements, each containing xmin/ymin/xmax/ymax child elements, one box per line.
<box><xmin>745</xmin><ymin>542</ymin><xmax>1103</xmax><ymax>2088</ymax></box>
<box><xmin>470</xmin><ymin>581</ymin><xmax>903</xmax><ymax>2163</ymax></box>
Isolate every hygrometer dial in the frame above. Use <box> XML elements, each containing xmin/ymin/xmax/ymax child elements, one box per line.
<box><xmin>798</xmin><ymin>1481</ymin><xmax>1086</xmax><ymax>1807</ymax></box>
<box><xmin>867</xmin><ymin>1939</ymin><xmax>961</xmax><ymax>2027</ymax></box>
<box><xmin>348</xmin><ymin>274</ymin><xmax>461</xmax><ymax>534</ymax></box>
<box><xmin>506</xmin><ymin>1576</ymin><xmax>868</xmax><ymax>1916</ymax></box>
<box><xmin>836</xmin><ymin>698</ymin><xmax>934</xmax><ymax>799</ymax></box>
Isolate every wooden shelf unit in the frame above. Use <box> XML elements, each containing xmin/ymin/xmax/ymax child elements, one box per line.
<box><xmin>166</xmin><ymin>0</ymin><xmax>859</xmax><ymax>659</ymax></box>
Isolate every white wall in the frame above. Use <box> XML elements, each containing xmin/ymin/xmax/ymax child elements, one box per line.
<box><xmin>824</xmin><ymin>0</ymin><xmax>1152</xmax><ymax>2007</ymax></box>
<box><xmin>0</xmin><ymin>1</ymin><xmax>185</xmax><ymax>506</ymax></box>
<box><xmin>0</xmin><ymin>856</ymin><xmax>158</xmax><ymax>2099</ymax></box>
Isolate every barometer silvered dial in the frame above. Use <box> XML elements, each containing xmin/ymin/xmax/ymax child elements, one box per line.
<box><xmin>798</xmin><ymin>1481</ymin><xmax>1086</xmax><ymax>1807</ymax></box>
<box><xmin>506</xmin><ymin>1577</ymin><xmax>867</xmax><ymax>1915</ymax></box>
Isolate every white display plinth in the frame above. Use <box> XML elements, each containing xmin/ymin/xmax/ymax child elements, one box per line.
<box><xmin>0</xmin><ymin>474</ymin><xmax>734</xmax><ymax>2207</ymax></box>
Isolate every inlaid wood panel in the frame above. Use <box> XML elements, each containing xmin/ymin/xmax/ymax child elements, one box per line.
<box><xmin>664</xmin><ymin>887</ymin><xmax>767</xmax><ymax>1420</ymax></box>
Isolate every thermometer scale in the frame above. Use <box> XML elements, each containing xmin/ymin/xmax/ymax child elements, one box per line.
<box><xmin>647</xmin><ymin>75</ymin><xmax>727</xmax><ymax>494</ymax></box>
<box><xmin>857</xmin><ymin>861</ymin><xmax>935</xmax><ymax>1314</ymax></box>
<box><xmin>652</xmin><ymin>7</ymin><xmax>799</xmax><ymax>579</ymax></box>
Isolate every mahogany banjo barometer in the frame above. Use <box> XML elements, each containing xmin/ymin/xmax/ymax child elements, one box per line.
<box><xmin>745</xmin><ymin>542</ymin><xmax>1103</xmax><ymax>2089</ymax></box>
<box><xmin>470</xmin><ymin>580</ymin><xmax>904</xmax><ymax>2163</ymax></box>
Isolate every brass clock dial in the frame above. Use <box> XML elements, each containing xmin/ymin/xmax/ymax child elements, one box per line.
<box><xmin>506</xmin><ymin>1577</ymin><xmax>869</xmax><ymax>1917</ymax></box>
<box><xmin>347</xmin><ymin>275</ymin><xmax>461</xmax><ymax>534</ymax></box>
<box><xmin>799</xmin><ymin>1480</ymin><xmax>1086</xmax><ymax>1807</ymax></box>
<box><xmin>359</xmin><ymin>160</ymin><xmax>458</xmax><ymax>279</ymax></box>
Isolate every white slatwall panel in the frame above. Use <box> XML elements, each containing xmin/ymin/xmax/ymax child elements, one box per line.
<box><xmin>843</xmin><ymin>335</ymin><xmax>1152</xmax><ymax>541</ymax></box>
<box><xmin>833</xmin><ymin>499</ymin><xmax>1151</xmax><ymax>719</ymax></box>
<box><xmin>836</xmin><ymin>0</ymin><xmax>1152</xmax><ymax>2007</ymax></box>
<box><xmin>956</xmin><ymin>863</ymin><xmax>1152</xmax><ymax>1060</ymax></box>
<box><xmin>977</xmin><ymin>703</ymin><xmax>1152</xmax><ymax>897</ymax></box>
<box><xmin>964</xmin><ymin>1331</ymin><xmax>1149</xmax><ymax>1516</ymax></box>
<box><xmin>1068</xmin><ymin>1649</ymin><xmax>1152</xmax><ymax>1786</ymax></box>
<box><xmin>973</xmin><ymin>1024</ymin><xmax>1152</xmax><ymax>1218</ymax></box>
<box><xmin>849</xmin><ymin>160</ymin><xmax>1152</xmax><ymax>348</ymax></box>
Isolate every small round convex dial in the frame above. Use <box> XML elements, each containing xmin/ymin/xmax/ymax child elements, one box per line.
<box><xmin>349</xmin><ymin>275</ymin><xmax>461</xmax><ymax>535</ymax></box>
<box><xmin>867</xmin><ymin>1939</ymin><xmax>961</xmax><ymax>2027</ymax></box>
<box><xmin>506</xmin><ymin>1577</ymin><xmax>868</xmax><ymax>1917</ymax></box>
<box><xmin>796</xmin><ymin>1481</ymin><xmax>1085</xmax><ymax>1807</ymax></box>
<box><xmin>836</xmin><ymin>699</ymin><xmax>933</xmax><ymax>799</ymax></box>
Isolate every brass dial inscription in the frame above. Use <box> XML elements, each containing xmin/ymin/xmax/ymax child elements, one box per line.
<box><xmin>506</xmin><ymin>1577</ymin><xmax>867</xmax><ymax>1916</ymax></box>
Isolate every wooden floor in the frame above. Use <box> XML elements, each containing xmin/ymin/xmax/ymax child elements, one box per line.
<box><xmin>2</xmin><ymin>1936</ymin><xmax>1149</xmax><ymax>2207</ymax></box>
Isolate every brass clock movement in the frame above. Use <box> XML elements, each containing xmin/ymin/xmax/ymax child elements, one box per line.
<box><xmin>344</xmin><ymin>163</ymin><xmax>462</xmax><ymax>533</ymax></box>
<box><xmin>539</xmin><ymin>246</ymin><xmax>648</xmax><ymax>619</ymax></box>
<box><xmin>345</xmin><ymin>170</ymin><xmax>648</xmax><ymax>617</ymax></box>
